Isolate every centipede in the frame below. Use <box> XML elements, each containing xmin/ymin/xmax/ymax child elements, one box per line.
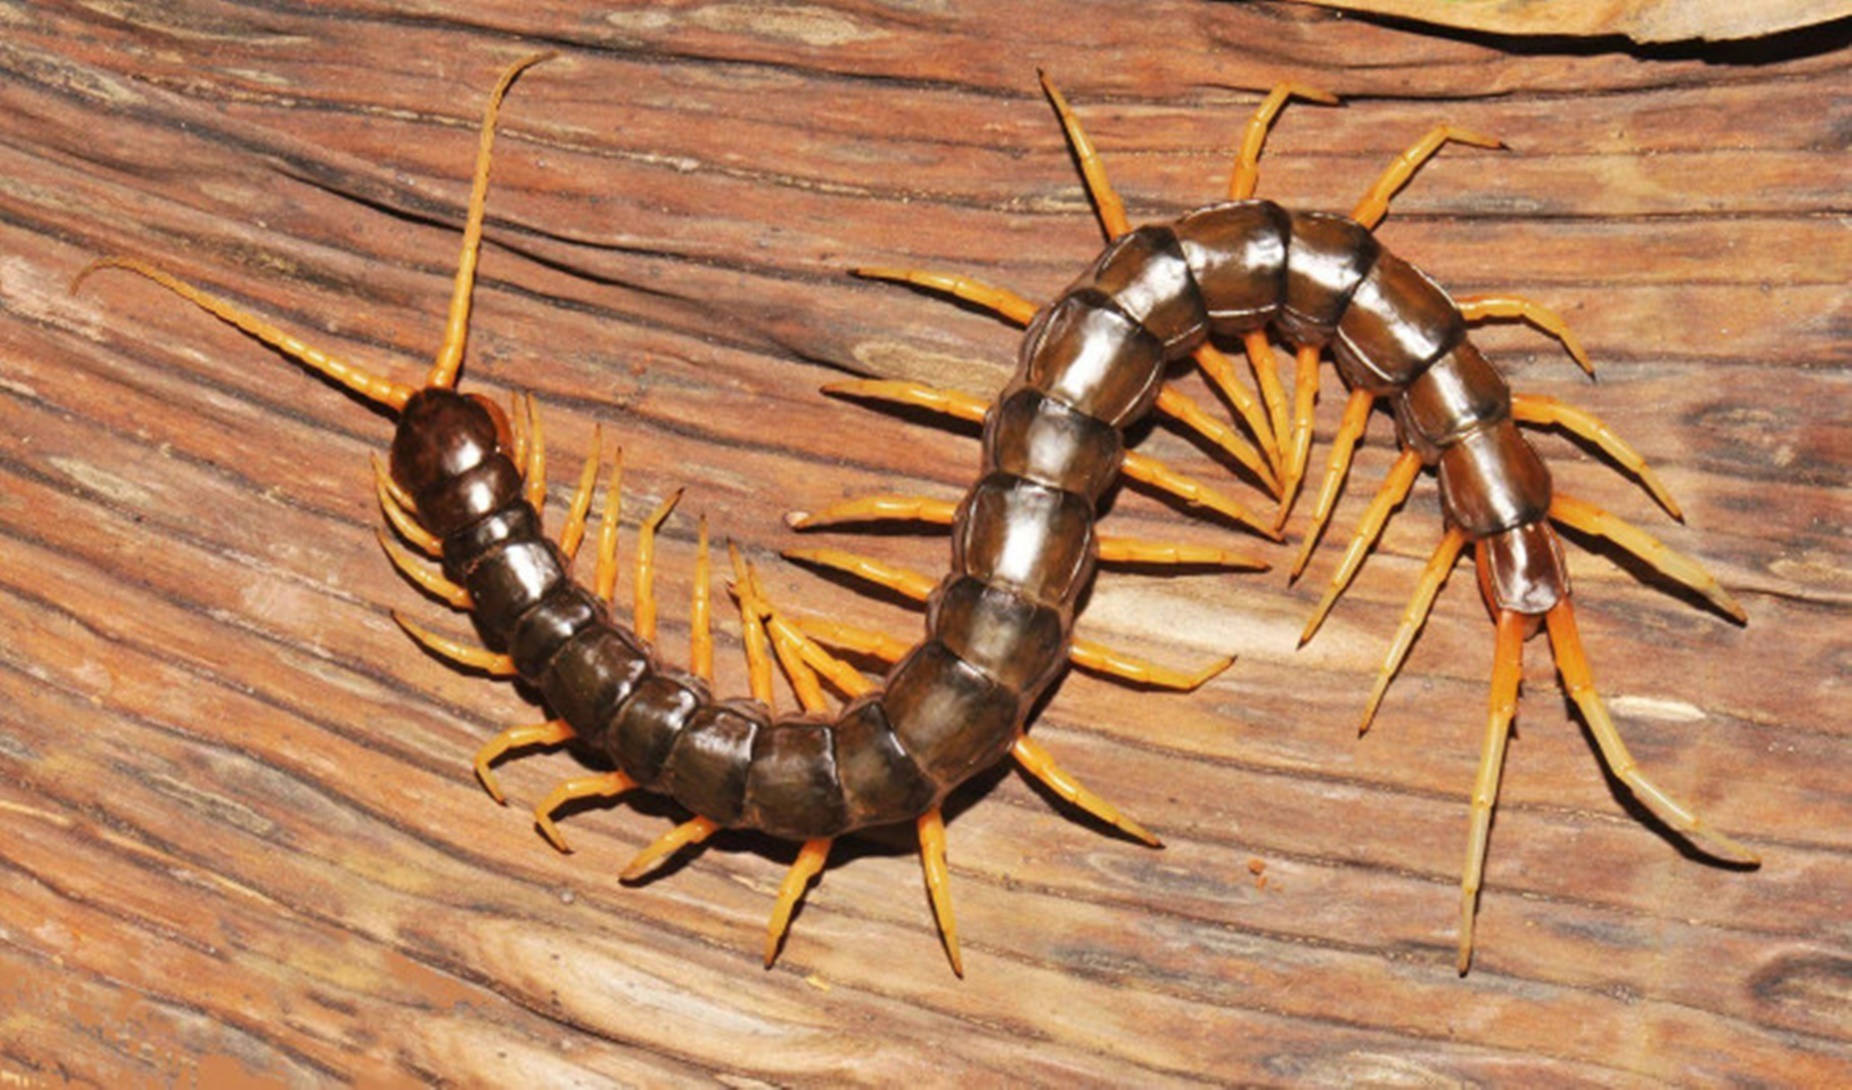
<box><xmin>801</xmin><ymin>75</ymin><xmax>1757</xmax><ymax>973</ymax></box>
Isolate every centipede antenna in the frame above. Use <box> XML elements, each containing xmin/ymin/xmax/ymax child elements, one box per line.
<box><xmin>558</xmin><ymin>424</ymin><xmax>603</xmax><ymax>564</ymax></box>
<box><xmin>1153</xmin><ymin>385</ymin><xmax>1280</xmax><ymax>495</ymax></box>
<box><xmin>1548</xmin><ymin>493</ymin><xmax>1743</xmax><ymax>621</ymax></box>
<box><xmin>1543</xmin><ymin>599</ymin><xmax>1758</xmax><ymax>866</ymax></box>
<box><xmin>1227</xmin><ymin>81</ymin><xmax>1340</xmax><ymax>200</ymax></box>
<box><xmin>425</xmin><ymin>51</ymin><xmax>556</xmax><ymax>391</ymax></box>
<box><xmin>533</xmin><ymin>771</ymin><xmax>637</xmax><ymax>853</ymax></box>
<box><xmin>727</xmin><ymin>543</ymin><xmax>779</xmax><ymax>707</ymax></box>
<box><xmin>821</xmin><ymin>378</ymin><xmax>989</xmax><ymax>424</ymax></box>
<box><xmin>522</xmin><ymin>392</ymin><xmax>547</xmax><ymax>517</ymax></box>
<box><xmin>376</xmin><ymin>530</ymin><xmax>472</xmax><ymax>608</ymax></box>
<box><xmin>1095</xmin><ymin>534</ymin><xmax>1269</xmax><ymax>572</ymax></box>
<box><xmin>622</xmin><ymin>816</ymin><xmax>720</xmax><ymax>881</ymax></box>
<box><xmin>1359</xmin><ymin>527</ymin><xmax>1466</xmax><ymax>735</ymax></box>
<box><xmin>1353</xmin><ymin>123</ymin><xmax>1504</xmax><ymax>232</ymax></box>
<box><xmin>473</xmin><ymin>719</ymin><xmax>574</xmax><ymax>805</ymax></box>
<box><xmin>1290</xmin><ymin>388</ymin><xmax>1375</xmax><ymax>577</ymax></box>
<box><xmin>917</xmin><ymin>808</ymin><xmax>963</xmax><ymax>977</ymax></box>
<box><xmin>393</xmin><ymin>611</ymin><xmax>517</xmax><ymax>676</ymax></box>
<box><xmin>786</xmin><ymin>494</ymin><xmax>957</xmax><ymax>531</ymax></box>
<box><xmin>1120</xmin><ymin>451</ymin><xmax>1283</xmax><ymax>541</ymax></box>
<box><xmin>635</xmin><ymin>487</ymin><xmax>686</xmax><ymax>642</ymax></box>
<box><xmin>1458</xmin><ymin>607</ymin><xmax>1526</xmax><ymax>975</ymax></box>
<box><xmin>73</xmin><ymin>257</ymin><xmax>418</xmax><ymax>411</ymax></box>
<box><xmin>1068</xmin><ymin>638</ymin><xmax>1233</xmax><ymax>691</ymax></box>
<box><xmin>1456</xmin><ymin>294</ymin><xmax>1595</xmax><ymax>378</ymax></box>
<box><xmin>1193</xmin><ymin>343</ymin><xmax>1283</xmax><ymax>473</ymax></box>
<box><xmin>1038</xmin><ymin>71</ymin><xmax>1131</xmax><ymax>240</ymax></box>
<box><xmin>1281</xmin><ymin>344</ymin><xmax>1322</xmax><ymax>514</ymax></box>
<box><xmin>1512</xmin><ymin>396</ymin><xmax>1683</xmax><ymax>520</ymax></box>
<box><xmin>1012</xmin><ymin>736</ymin><xmax>1161</xmax><ymax>847</ymax></box>
<box><xmin>852</xmin><ymin>267</ymin><xmax>1041</xmax><ymax>325</ymax></box>
<box><xmin>692</xmin><ymin>515</ymin><xmax>714</xmax><ymax>684</ymax></box>
<box><xmin>1299</xmin><ymin>447</ymin><xmax>1423</xmax><ymax>644</ymax></box>
<box><xmin>595</xmin><ymin>446</ymin><xmax>625</xmax><ymax>604</ymax></box>
<box><xmin>765</xmin><ymin>838</ymin><xmax>833</xmax><ymax>968</ymax></box>
<box><xmin>373</xmin><ymin>456</ymin><xmax>442</xmax><ymax>555</ymax></box>
<box><xmin>1242</xmin><ymin>331</ymin><xmax>1292</xmax><ymax>463</ymax></box>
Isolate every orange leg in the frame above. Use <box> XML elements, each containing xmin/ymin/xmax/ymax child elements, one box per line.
<box><xmin>737</xmin><ymin>557</ymin><xmax>871</xmax><ymax>704</ymax></box>
<box><xmin>472</xmin><ymin>718</ymin><xmax>574</xmax><ymax>804</ymax></box>
<box><xmin>373</xmin><ymin>456</ymin><xmax>442</xmax><ymax>556</ymax></box>
<box><xmin>727</xmin><ymin>544</ymin><xmax>779</xmax><ymax>706</ymax></box>
<box><xmin>1357</xmin><ymin>527</ymin><xmax>1467</xmax><ymax>735</ymax></box>
<box><xmin>1095</xmin><ymin>535</ymin><xmax>1268</xmax><ymax>573</ymax></box>
<box><xmin>376</xmin><ymin>530</ymin><xmax>471</xmax><ymax>609</ymax></box>
<box><xmin>1456</xmin><ymin>295</ymin><xmax>1594</xmax><ymax>378</ymax></box>
<box><xmin>791</xmin><ymin>614</ymin><xmax>911</xmax><ymax>665</ymax></box>
<box><xmin>1299</xmin><ymin>447</ymin><xmax>1424</xmax><ymax>644</ymax></box>
<box><xmin>1242</xmin><ymin>331</ymin><xmax>1292</xmax><ymax>469</ymax></box>
<box><xmin>1289</xmin><ymin>387</ymin><xmax>1375</xmax><ymax>580</ymax></box>
<box><xmin>1352</xmin><ymin>124</ymin><xmax>1503</xmax><ymax>231</ymax></box>
<box><xmin>691</xmin><ymin>515</ymin><xmax>714</xmax><ymax>684</ymax></box>
<box><xmin>558</xmin><ymin>424</ymin><xmax>603</xmax><ymax>565</ymax></box>
<box><xmin>1193</xmin><ymin>343</ymin><xmax>1281</xmax><ymax>475</ymax></box>
<box><xmin>1548</xmin><ymin>493</ymin><xmax>1743</xmax><ymax>621</ymax></box>
<box><xmin>1153</xmin><ymin>385</ymin><xmax>1280</xmax><ymax>496</ymax></box>
<box><xmin>787</xmin><ymin>494</ymin><xmax>957</xmax><ymax>530</ymax></box>
<box><xmin>1227</xmin><ymin>81</ymin><xmax>1340</xmax><ymax>200</ymax></box>
<box><xmin>1457</xmin><ymin>606</ymin><xmax>1526</xmax><ymax>974</ymax></box>
<box><xmin>822</xmin><ymin>378</ymin><xmax>988</xmax><ymax>425</ymax></box>
<box><xmin>594</xmin><ymin>447</ymin><xmax>625</xmax><ymax>604</ymax></box>
<box><xmin>1068</xmin><ymin>639</ymin><xmax>1232</xmax><ymax>691</ymax></box>
<box><xmin>393</xmin><ymin>612</ymin><xmax>515</xmax><ymax>676</ymax></box>
<box><xmin>1513</xmin><ymin>395</ymin><xmax>1682</xmax><ymax>520</ymax></box>
<box><xmin>621</xmin><ymin>816</ymin><xmax>721</xmax><ymax>881</ymax></box>
<box><xmin>1012</xmin><ymin>736</ymin><xmax>1160</xmax><ymax>847</ymax></box>
<box><xmin>765</xmin><ymin>837</ymin><xmax>833</xmax><ymax>968</ymax></box>
<box><xmin>916</xmin><ymin>808</ymin><xmax>963</xmax><ymax>977</ymax></box>
<box><xmin>1121</xmin><ymin>451</ymin><xmax>1281</xmax><ymax>541</ymax></box>
<box><xmin>521</xmin><ymin>392</ymin><xmax>547</xmax><ymax>517</ymax></box>
<box><xmin>634</xmin><ymin>488</ymin><xmax>685</xmax><ymax>642</ymax></box>
<box><xmin>1039</xmin><ymin>72</ymin><xmax>1130</xmax><ymax>239</ymax></box>
<box><xmin>1280</xmin><ymin>343</ymin><xmax>1322</xmax><ymax>519</ymax></box>
<box><xmin>533</xmin><ymin>771</ymin><xmax>636</xmax><ymax>853</ymax></box>
<box><xmin>782</xmin><ymin>547</ymin><xmax>937</xmax><ymax>603</ymax></box>
<box><xmin>853</xmin><ymin>267</ymin><xmax>1039</xmax><ymax>325</ymax></box>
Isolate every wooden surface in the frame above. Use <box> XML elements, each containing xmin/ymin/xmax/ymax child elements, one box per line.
<box><xmin>2</xmin><ymin>1</ymin><xmax>1848</xmax><ymax>1086</ymax></box>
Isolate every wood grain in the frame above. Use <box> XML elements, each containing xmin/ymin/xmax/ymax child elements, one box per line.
<box><xmin>1</xmin><ymin>1</ymin><xmax>1847</xmax><ymax>1085</ymax></box>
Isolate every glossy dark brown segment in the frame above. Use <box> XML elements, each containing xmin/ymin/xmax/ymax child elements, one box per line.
<box><xmin>831</xmin><ymin>698</ymin><xmax>937</xmax><ymax>829</ymax></box>
<box><xmin>464</xmin><ymin>537</ymin><xmax>567</xmax><ymax>643</ymax></box>
<box><xmin>883</xmin><ymin>641</ymin><xmax>1020</xmax><ymax>790</ymax></box>
<box><xmin>665</xmin><ymin>700</ymin><xmax>765</xmax><ymax>826</ymax></box>
<box><xmin>1065</xmin><ymin>226</ymin><xmax>1207</xmax><ymax>352</ymax></box>
<box><xmin>927</xmin><ymin>575</ymin><xmax>1069</xmax><ymax>696</ymax></box>
<box><xmin>610</xmin><ymin>672</ymin><xmax>709</xmax><ymax>786</ymax></box>
<box><xmin>539</xmin><ymin>626</ymin><xmax>653</xmax><ymax>738</ymax></box>
<box><xmin>1477</xmin><ymin>523</ymin><xmax>1569</xmax><ymax>614</ymax></box>
<box><xmin>1332</xmin><ymin>250</ymin><xmax>1465</xmax><ymax>392</ymax></box>
<box><xmin>441</xmin><ymin>502</ymin><xmax>540</xmax><ymax>582</ymax></box>
<box><xmin>415</xmin><ymin>456</ymin><xmax>523</xmax><ymax>537</ymax></box>
<box><xmin>743</xmin><ymin>721</ymin><xmax>848</xmax><ymax>839</ymax></box>
<box><xmin>1279</xmin><ymin>210</ymin><xmax>1380</xmax><ymax>346</ymax></box>
<box><xmin>1394</xmin><ymin>340</ymin><xmax>1510</xmax><ymax>462</ymax></box>
<box><xmin>1438</xmin><ymin>420</ymin><xmax>1553</xmax><ymax>536</ymax></box>
<box><xmin>953</xmin><ymin>474</ymin><xmax>1097</xmax><ymax>608</ymax></box>
<box><xmin>1173</xmin><ymin>200</ymin><xmax>1290</xmax><ymax>334</ymax></box>
<box><xmin>390</xmin><ymin>388</ymin><xmax>502</xmax><ymax>498</ymax></box>
<box><xmin>1020</xmin><ymin>291</ymin><xmax>1167</xmax><ymax>426</ymax></box>
<box><xmin>509</xmin><ymin>584</ymin><xmax>605</xmax><ymax>679</ymax></box>
<box><xmin>983</xmin><ymin>388</ymin><xmax>1124</xmax><ymax>501</ymax></box>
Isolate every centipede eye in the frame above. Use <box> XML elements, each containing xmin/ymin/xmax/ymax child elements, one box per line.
<box><xmin>467</xmin><ymin>392</ymin><xmax>515</xmax><ymax>455</ymax></box>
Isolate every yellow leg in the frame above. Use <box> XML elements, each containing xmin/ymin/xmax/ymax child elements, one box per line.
<box><xmin>1548</xmin><ymin>493</ymin><xmax>1744</xmax><ymax>621</ymax></box>
<box><xmin>634</xmin><ymin>488</ymin><xmax>685</xmax><ymax>642</ymax></box>
<box><xmin>853</xmin><ymin>267</ymin><xmax>1040</xmax><ymax>325</ymax></box>
<box><xmin>1352</xmin><ymin>124</ymin><xmax>1504</xmax><ymax>231</ymax></box>
<box><xmin>1358</xmin><ymin>527</ymin><xmax>1467</xmax><ymax>735</ymax></box>
<box><xmin>473</xmin><ymin>718</ymin><xmax>574</xmax><ymax>804</ymax></box>
<box><xmin>765</xmin><ymin>837</ymin><xmax>833</xmax><ymax>968</ymax></box>
<box><xmin>533</xmin><ymin>771</ymin><xmax>637</xmax><ymax>853</ymax></box>
<box><xmin>1457</xmin><ymin>607</ymin><xmax>1525</xmax><ymax>975</ymax></box>
<box><xmin>1227</xmin><ymin>81</ymin><xmax>1340</xmax><ymax>200</ymax></box>
<box><xmin>1299</xmin><ymin>447</ymin><xmax>1424</xmax><ymax>644</ymax></box>
<box><xmin>787</xmin><ymin>494</ymin><xmax>957</xmax><ymax>531</ymax></box>
<box><xmin>425</xmin><ymin>52</ymin><xmax>555</xmax><ymax>389</ymax></box>
<box><xmin>1012</xmin><ymin>736</ymin><xmax>1160</xmax><ymax>847</ymax></box>
<box><xmin>558</xmin><ymin>424</ymin><xmax>603</xmax><ymax>564</ymax></box>
<box><xmin>1095</xmin><ymin>534</ymin><xmax>1268</xmax><ymax>572</ymax></box>
<box><xmin>393</xmin><ymin>611</ymin><xmax>516</xmax><ymax>676</ymax></box>
<box><xmin>71</xmin><ymin>258</ymin><xmax>417</xmax><ymax>411</ymax></box>
<box><xmin>1153</xmin><ymin>385</ymin><xmax>1280</xmax><ymax>495</ymax></box>
<box><xmin>1456</xmin><ymin>294</ymin><xmax>1594</xmax><ymax>378</ymax></box>
<box><xmin>621</xmin><ymin>815</ymin><xmax>721</xmax><ymax>881</ymax></box>
<box><xmin>1512</xmin><ymin>394</ymin><xmax>1682</xmax><ymax>520</ymax></box>
<box><xmin>1039</xmin><ymin>72</ymin><xmax>1130</xmax><ymax>239</ymax></box>
<box><xmin>1280</xmin><ymin>344</ymin><xmax>1322</xmax><ymax>519</ymax></box>
<box><xmin>727</xmin><ymin>544</ymin><xmax>779</xmax><ymax>706</ymax></box>
<box><xmin>1290</xmin><ymin>388</ymin><xmax>1376</xmax><ymax>580</ymax></box>
<box><xmin>917</xmin><ymin>808</ymin><xmax>963</xmax><ymax>977</ymax></box>
<box><xmin>1121</xmin><ymin>451</ymin><xmax>1281</xmax><ymax>541</ymax></box>
<box><xmin>1068</xmin><ymin>638</ymin><xmax>1232</xmax><ymax>691</ymax></box>
<box><xmin>1242</xmin><ymin>331</ymin><xmax>1292</xmax><ymax>467</ymax></box>
<box><xmin>1544</xmin><ymin>599</ymin><xmax>1758</xmax><ymax>864</ymax></box>
<box><xmin>1194</xmin><ymin>343</ymin><xmax>1281</xmax><ymax>474</ymax></box>
<box><xmin>373</xmin><ymin>455</ymin><xmax>442</xmax><ymax>555</ymax></box>
<box><xmin>691</xmin><ymin>515</ymin><xmax>714</xmax><ymax>684</ymax></box>
<box><xmin>822</xmin><ymin>378</ymin><xmax>988</xmax><ymax>425</ymax></box>
<box><xmin>376</xmin><ymin>530</ymin><xmax>472</xmax><ymax>608</ymax></box>
<box><xmin>522</xmin><ymin>392</ymin><xmax>546</xmax><ymax>517</ymax></box>
<box><xmin>595</xmin><ymin>447</ymin><xmax>625</xmax><ymax>605</ymax></box>
<box><xmin>782</xmin><ymin>547</ymin><xmax>937</xmax><ymax>603</ymax></box>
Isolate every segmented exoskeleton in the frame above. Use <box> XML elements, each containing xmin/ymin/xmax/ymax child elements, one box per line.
<box><xmin>803</xmin><ymin>76</ymin><xmax>1756</xmax><ymax>973</ymax></box>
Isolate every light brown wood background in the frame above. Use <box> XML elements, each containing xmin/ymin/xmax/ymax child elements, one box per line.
<box><xmin>1</xmin><ymin>1</ymin><xmax>1847</xmax><ymax>1085</ymax></box>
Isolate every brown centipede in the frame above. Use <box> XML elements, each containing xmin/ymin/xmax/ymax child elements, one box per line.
<box><xmin>801</xmin><ymin>75</ymin><xmax>1756</xmax><ymax>973</ymax></box>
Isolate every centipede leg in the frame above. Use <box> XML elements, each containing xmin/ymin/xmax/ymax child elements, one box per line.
<box><xmin>373</xmin><ymin>455</ymin><xmax>442</xmax><ymax>556</ymax></box>
<box><xmin>1068</xmin><ymin>638</ymin><xmax>1232</xmax><ymax>691</ymax></box>
<box><xmin>621</xmin><ymin>816</ymin><xmax>720</xmax><ymax>881</ymax></box>
<box><xmin>1512</xmin><ymin>396</ymin><xmax>1683</xmax><ymax>519</ymax></box>
<box><xmin>1358</xmin><ymin>526</ymin><xmax>1467</xmax><ymax>735</ymax></box>
<box><xmin>1457</xmin><ymin>606</ymin><xmax>1525</xmax><ymax>975</ymax></box>
<box><xmin>1121</xmin><ymin>451</ymin><xmax>1281</xmax><ymax>541</ymax></box>
<box><xmin>558</xmin><ymin>424</ymin><xmax>604</xmax><ymax>565</ymax></box>
<box><xmin>1154</xmin><ymin>385</ymin><xmax>1280</xmax><ymax>495</ymax></box>
<box><xmin>1353</xmin><ymin>124</ymin><xmax>1504</xmax><ymax>231</ymax></box>
<box><xmin>853</xmin><ymin>267</ymin><xmax>1040</xmax><ymax>325</ymax></box>
<box><xmin>1227</xmin><ymin>81</ymin><xmax>1340</xmax><ymax>200</ymax></box>
<box><xmin>594</xmin><ymin>447</ymin><xmax>625</xmax><ymax>605</ymax></box>
<box><xmin>782</xmin><ymin>547</ymin><xmax>939</xmax><ymax>603</ymax></box>
<box><xmin>691</xmin><ymin>515</ymin><xmax>714</xmax><ymax>684</ymax></box>
<box><xmin>533</xmin><ymin>771</ymin><xmax>637</xmax><ymax>853</ymax></box>
<box><xmin>791</xmin><ymin>614</ymin><xmax>911</xmax><ymax>665</ymax></box>
<box><xmin>522</xmin><ymin>392</ymin><xmax>547</xmax><ymax>517</ymax></box>
<box><xmin>376</xmin><ymin>530</ymin><xmax>472</xmax><ymax>608</ymax></box>
<box><xmin>1280</xmin><ymin>343</ymin><xmax>1322</xmax><ymax>517</ymax></box>
<box><xmin>473</xmin><ymin>718</ymin><xmax>574</xmax><ymax>804</ymax></box>
<box><xmin>737</xmin><ymin>557</ymin><xmax>871</xmax><ymax>703</ymax></box>
<box><xmin>727</xmin><ymin>543</ymin><xmax>778</xmax><ymax>705</ymax></box>
<box><xmin>1012</xmin><ymin>736</ymin><xmax>1160</xmax><ymax>846</ymax></box>
<box><xmin>1290</xmin><ymin>388</ymin><xmax>1377</xmax><ymax>580</ymax></box>
<box><xmin>765</xmin><ymin>837</ymin><xmax>833</xmax><ymax>968</ymax></box>
<box><xmin>1039</xmin><ymin>71</ymin><xmax>1130</xmax><ymax>239</ymax></box>
<box><xmin>1193</xmin><ymin>343</ymin><xmax>1282</xmax><ymax>476</ymax></box>
<box><xmin>729</xmin><ymin>549</ymin><xmax>828</xmax><ymax>708</ymax></box>
<box><xmin>1299</xmin><ymin>447</ymin><xmax>1424</xmax><ymax>644</ymax></box>
<box><xmin>634</xmin><ymin>488</ymin><xmax>686</xmax><ymax>642</ymax></box>
<box><xmin>1543</xmin><ymin>599</ymin><xmax>1758</xmax><ymax>865</ymax></box>
<box><xmin>393</xmin><ymin>612</ymin><xmax>516</xmax><ymax>676</ymax></box>
<box><xmin>822</xmin><ymin>378</ymin><xmax>989</xmax><ymax>425</ymax></box>
<box><xmin>917</xmin><ymin>807</ymin><xmax>963</xmax><ymax>976</ymax></box>
<box><xmin>787</xmin><ymin>495</ymin><xmax>957</xmax><ymax>530</ymax></box>
<box><xmin>1095</xmin><ymin>534</ymin><xmax>1269</xmax><ymax>572</ymax></box>
<box><xmin>1456</xmin><ymin>294</ymin><xmax>1594</xmax><ymax>377</ymax></box>
<box><xmin>1548</xmin><ymin>493</ymin><xmax>1744</xmax><ymax>621</ymax></box>
<box><xmin>1243</xmin><ymin>331</ymin><xmax>1292</xmax><ymax>468</ymax></box>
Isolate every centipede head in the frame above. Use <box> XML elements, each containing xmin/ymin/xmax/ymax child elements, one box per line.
<box><xmin>388</xmin><ymin>387</ymin><xmax>514</xmax><ymax>511</ymax></box>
